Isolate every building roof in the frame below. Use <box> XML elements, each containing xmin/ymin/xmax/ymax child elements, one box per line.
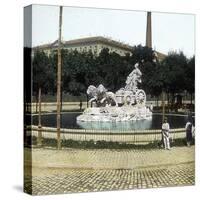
<box><xmin>33</xmin><ymin>36</ymin><xmax>133</xmax><ymax>52</ymax></box>
<box><xmin>64</xmin><ymin>36</ymin><xmax>133</xmax><ymax>51</ymax></box>
<box><xmin>155</xmin><ymin>51</ymin><xmax>166</xmax><ymax>61</ymax></box>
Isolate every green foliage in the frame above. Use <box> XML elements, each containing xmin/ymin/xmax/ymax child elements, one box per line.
<box><xmin>32</xmin><ymin>47</ymin><xmax>195</xmax><ymax>101</ymax></box>
<box><xmin>160</xmin><ymin>51</ymin><xmax>188</xmax><ymax>94</ymax></box>
<box><xmin>185</xmin><ymin>56</ymin><xmax>195</xmax><ymax>95</ymax></box>
<box><xmin>33</xmin><ymin>50</ymin><xmax>55</xmax><ymax>96</ymax></box>
<box><xmin>158</xmin><ymin>52</ymin><xmax>195</xmax><ymax>104</ymax></box>
<box><xmin>130</xmin><ymin>46</ymin><xmax>163</xmax><ymax>97</ymax></box>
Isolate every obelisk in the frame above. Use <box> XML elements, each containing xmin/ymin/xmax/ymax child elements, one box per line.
<box><xmin>146</xmin><ymin>11</ymin><xmax>152</xmax><ymax>48</ymax></box>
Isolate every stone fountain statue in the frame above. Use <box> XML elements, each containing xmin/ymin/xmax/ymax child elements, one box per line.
<box><xmin>87</xmin><ymin>84</ymin><xmax>118</xmax><ymax>107</ymax></box>
<box><xmin>77</xmin><ymin>62</ymin><xmax>152</xmax><ymax>122</ymax></box>
<box><xmin>125</xmin><ymin>62</ymin><xmax>142</xmax><ymax>92</ymax></box>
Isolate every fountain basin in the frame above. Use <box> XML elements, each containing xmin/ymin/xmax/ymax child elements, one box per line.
<box><xmin>32</xmin><ymin>112</ymin><xmax>191</xmax><ymax>131</ymax></box>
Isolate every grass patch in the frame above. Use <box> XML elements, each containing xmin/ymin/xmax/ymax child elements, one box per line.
<box><xmin>25</xmin><ymin>136</ymin><xmax>194</xmax><ymax>149</ymax></box>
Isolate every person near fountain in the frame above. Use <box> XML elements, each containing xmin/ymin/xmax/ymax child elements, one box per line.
<box><xmin>162</xmin><ymin>117</ymin><xmax>170</xmax><ymax>150</ymax></box>
<box><xmin>150</xmin><ymin>103</ymin><xmax>153</xmax><ymax>112</ymax></box>
<box><xmin>185</xmin><ymin>117</ymin><xmax>194</xmax><ymax>147</ymax></box>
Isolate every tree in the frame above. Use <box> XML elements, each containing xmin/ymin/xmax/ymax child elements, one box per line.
<box><xmin>61</xmin><ymin>49</ymin><xmax>97</xmax><ymax>95</ymax></box>
<box><xmin>33</xmin><ymin>51</ymin><xmax>52</xmax><ymax>97</ymax></box>
<box><xmin>33</xmin><ymin>50</ymin><xmax>51</xmax><ymax>145</ymax></box>
<box><xmin>129</xmin><ymin>45</ymin><xmax>163</xmax><ymax>99</ymax></box>
<box><xmin>96</xmin><ymin>49</ymin><xmax>128</xmax><ymax>91</ymax></box>
<box><xmin>160</xmin><ymin>51</ymin><xmax>188</xmax><ymax>105</ymax></box>
<box><xmin>185</xmin><ymin>56</ymin><xmax>195</xmax><ymax>104</ymax></box>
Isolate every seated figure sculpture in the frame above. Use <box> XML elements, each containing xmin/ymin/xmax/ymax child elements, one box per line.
<box><xmin>125</xmin><ymin>62</ymin><xmax>142</xmax><ymax>92</ymax></box>
<box><xmin>116</xmin><ymin>62</ymin><xmax>144</xmax><ymax>106</ymax></box>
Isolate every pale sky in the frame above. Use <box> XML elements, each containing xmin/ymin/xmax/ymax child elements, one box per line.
<box><xmin>29</xmin><ymin>4</ymin><xmax>195</xmax><ymax>58</ymax></box>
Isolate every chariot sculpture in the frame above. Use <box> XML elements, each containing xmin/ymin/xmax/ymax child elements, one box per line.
<box><xmin>77</xmin><ymin>62</ymin><xmax>152</xmax><ymax>122</ymax></box>
<box><xmin>115</xmin><ymin>62</ymin><xmax>146</xmax><ymax>106</ymax></box>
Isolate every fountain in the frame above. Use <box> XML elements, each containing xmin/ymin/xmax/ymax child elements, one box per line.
<box><xmin>77</xmin><ymin>62</ymin><xmax>152</xmax><ymax>122</ymax></box>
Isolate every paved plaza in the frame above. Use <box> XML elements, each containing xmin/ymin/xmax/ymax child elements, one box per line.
<box><xmin>24</xmin><ymin>146</ymin><xmax>195</xmax><ymax>195</ymax></box>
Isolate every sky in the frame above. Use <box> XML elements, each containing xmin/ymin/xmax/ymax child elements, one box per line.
<box><xmin>30</xmin><ymin>4</ymin><xmax>195</xmax><ymax>58</ymax></box>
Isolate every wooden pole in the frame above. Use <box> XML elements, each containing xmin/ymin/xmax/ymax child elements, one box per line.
<box><xmin>57</xmin><ymin>6</ymin><xmax>63</xmax><ymax>150</ymax></box>
<box><xmin>37</xmin><ymin>87</ymin><xmax>42</xmax><ymax>146</ymax></box>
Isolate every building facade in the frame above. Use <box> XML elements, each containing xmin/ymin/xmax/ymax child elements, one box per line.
<box><xmin>33</xmin><ymin>36</ymin><xmax>134</xmax><ymax>56</ymax></box>
<box><xmin>33</xmin><ymin>36</ymin><xmax>133</xmax><ymax>57</ymax></box>
<box><xmin>33</xmin><ymin>36</ymin><xmax>166</xmax><ymax>61</ymax></box>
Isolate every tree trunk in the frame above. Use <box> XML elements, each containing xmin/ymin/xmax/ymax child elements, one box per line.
<box><xmin>171</xmin><ymin>93</ymin><xmax>175</xmax><ymax>105</ymax></box>
<box><xmin>61</xmin><ymin>88</ymin><xmax>63</xmax><ymax>111</ymax></box>
<box><xmin>56</xmin><ymin>6</ymin><xmax>63</xmax><ymax>150</ymax></box>
<box><xmin>162</xmin><ymin>90</ymin><xmax>165</xmax><ymax>123</ymax></box>
<box><xmin>156</xmin><ymin>96</ymin><xmax>159</xmax><ymax>107</ymax></box>
<box><xmin>35</xmin><ymin>95</ymin><xmax>38</xmax><ymax>113</ymax></box>
<box><xmin>171</xmin><ymin>92</ymin><xmax>175</xmax><ymax>112</ymax></box>
<box><xmin>190</xmin><ymin>93</ymin><xmax>193</xmax><ymax>105</ymax></box>
<box><xmin>167</xmin><ymin>92</ymin><xmax>169</xmax><ymax>113</ymax></box>
<box><xmin>184</xmin><ymin>91</ymin><xmax>187</xmax><ymax>113</ymax></box>
<box><xmin>37</xmin><ymin>87</ymin><xmax>42</xmax><ymax>146</ymax></box>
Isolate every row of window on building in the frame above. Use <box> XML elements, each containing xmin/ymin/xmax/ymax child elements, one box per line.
<box><xmin>66</xmin><ymin>45</ymin><xmax>128</xmax><ymax>55</ymax></box>
<box><xmin>43</xmin><ymin>44</ymin><xmax>130</xmax><ymax>56</ymax></box>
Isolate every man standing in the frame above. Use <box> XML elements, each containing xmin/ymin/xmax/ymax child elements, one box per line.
<box><xmin>162</xmin><ymin>118</ymin><xmax>170</xmax><ymax>150</ymax></box>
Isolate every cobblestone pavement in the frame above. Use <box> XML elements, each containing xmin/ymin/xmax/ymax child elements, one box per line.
<box><xmin>24</xmin><ymin>146</ymin><xmax>195</xmax><ymax>195</ymax></box>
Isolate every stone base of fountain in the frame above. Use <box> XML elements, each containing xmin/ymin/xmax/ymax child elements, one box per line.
<box><xmin>77</xmin><ymin>105</ymin><xmax>152</xmax><ymax>122</ymax></box>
